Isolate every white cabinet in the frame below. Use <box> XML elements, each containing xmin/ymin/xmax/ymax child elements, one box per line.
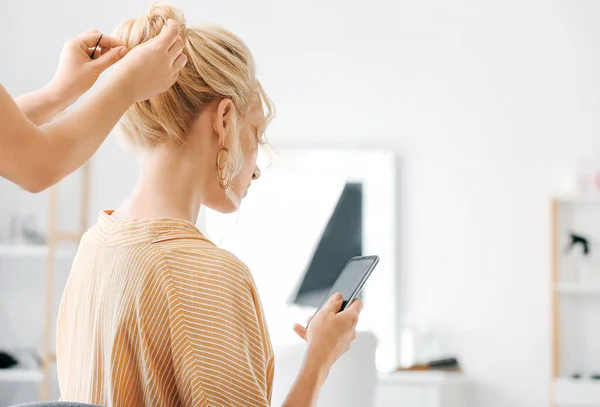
<box><xmin>551</xmin><ymin>197</ymin><xmax>600</xmax><ymax>406</ymax></box>
<box><xmin>374</xmin><ymin>371</ymin><xmax>468</xmax><ymax>407</ymax></box>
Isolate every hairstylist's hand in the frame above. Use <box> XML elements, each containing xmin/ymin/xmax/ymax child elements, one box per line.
<box><xmin>110</xmin><ymin>18</ymin><xmax>187</xmax><ymax>102</ymax></box>
<box><xmin>47</xmin><ymin>30</ymin><xmax>129</xmax><ymax>105</ymax></box>
<box><xmin>293</xmin><ymin>293</ymin><xmax>363</xmax><ymax>368</ymax></box>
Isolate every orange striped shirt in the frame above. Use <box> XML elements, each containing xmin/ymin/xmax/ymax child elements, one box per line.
<box><xmin>56</xmin><ymin>210</ymin><xmax>274</xmax><ymax>407</ymax></box>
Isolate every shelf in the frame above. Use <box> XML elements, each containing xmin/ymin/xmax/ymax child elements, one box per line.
<box><xmin>555</xmin><ymin>283</ymin><xmax>600</xmax><ymax>295</ymax></box>
<box><xmin>0</xmin><ymin>351</ymin><xmax>43</xmax><ymax>383</ymax></box>
<box><xmin>0</xmin><ymin>244</ymin><xmax>75</xmax><ymax>259</ymax></box>
<box><xmin>0</xmin><ymin>367</ymin><xmax>43</xmax><ymax>383</ymax></box>
<box><xmin>554</xmin><ymin>195</ymin><xmax>600</xmax><ymax>204</ymax></box>
<box><xmin>555</xmin><ymin>377</ymin><xmax>600</xmax><ymax>406</ymax></box>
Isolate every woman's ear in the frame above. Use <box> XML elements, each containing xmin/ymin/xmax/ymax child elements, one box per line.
<box><xmin>213</xmin><ymin>98</ymin><xmax>234</xmax><ymax>146</ymax></box>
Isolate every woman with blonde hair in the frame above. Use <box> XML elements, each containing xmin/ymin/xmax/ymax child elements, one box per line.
<box><xmin>57</xmin><ymin>4</ymin><xmax>362</xmax><ymax>407</ymax></box>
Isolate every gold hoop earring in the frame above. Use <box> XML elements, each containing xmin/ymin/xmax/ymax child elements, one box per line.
<box><xmin>216</xmin><ymin>146</ymin><xmax>231</xmax><ymax>189</ymax></box>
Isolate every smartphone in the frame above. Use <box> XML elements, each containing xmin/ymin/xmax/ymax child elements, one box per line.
<box><xmin>308</xmin><ymin>255</ymin><xmax>380</xmax><ymax>327</ymax></box>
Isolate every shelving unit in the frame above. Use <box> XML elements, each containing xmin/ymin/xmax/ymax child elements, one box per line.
<box><xmin>0</xmin><ymin>163</ymin><xmax>91</xmax><ymax>401</ymax></box>
<box><xmin>551</xmin><ymin>196</ymin><xmax>600</xmax><ymax>407</ymax></box>
<box><xmin>40</xmin><ymin>163</ymin><xmax>91</xmax><ymax>400</ymax></box>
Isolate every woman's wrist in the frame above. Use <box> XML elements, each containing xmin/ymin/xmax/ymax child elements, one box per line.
<box><xmin>282</xmin><ymin>348</ymin><xmax>333</xmax><ymax>407</ymax></box>
<box><xmin>105</xmin><ymin>69</ymin><xmax>138</xmax><ymax>106</ymax></box>
<box><xmin>40</xmin><ymin>82</ymin><xmax>78</xmax><ymax>112</ymax></box>
<box><xmin>304</xmin><ymin>345</ymin><xmax>333</xmax><ymax>384</ymax></box>
<box><xmin>15</xmin><ymin>83</ymin><xmax>76</xmax><ymax>126</ymax></box>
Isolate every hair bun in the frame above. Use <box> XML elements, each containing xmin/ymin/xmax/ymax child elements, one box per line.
<box><xmin>114</xmin><ymin>3</ymin><xmax>186</xmax><ymax>49</ymax></box>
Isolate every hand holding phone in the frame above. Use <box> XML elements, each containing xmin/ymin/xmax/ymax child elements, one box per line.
<box><xmin>293</xmin><ymin>293</ymin><xmax>364</xmax><ymax>368</ymax></box>
<box><xmin>308</xmin><ymin>255</ymin><xmax>379</xmax><ymax>326</ymax></box>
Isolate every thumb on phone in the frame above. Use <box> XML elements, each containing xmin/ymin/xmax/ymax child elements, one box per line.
<box><xmin>322</xmin><ymin>292</ymin><xmax>344</xmax><ymax>313</ymax></box>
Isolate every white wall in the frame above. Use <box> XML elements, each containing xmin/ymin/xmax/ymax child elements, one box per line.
<box><xmin>3</xmin><ymin>0</ymin><xmax>600</xmax><ymax>406</ymax></box>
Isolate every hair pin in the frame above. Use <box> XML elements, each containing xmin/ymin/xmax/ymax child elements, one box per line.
<box><xmin>90</xmin><ymin>33</ymin><xmax>103</xmax><ymax>59</ymax></box>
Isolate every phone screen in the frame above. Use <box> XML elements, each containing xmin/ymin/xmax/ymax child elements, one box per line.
<box><xmin>312</xmin><ymin>256</ymin><xmax>379</xmax><ymax>322</ymax></box>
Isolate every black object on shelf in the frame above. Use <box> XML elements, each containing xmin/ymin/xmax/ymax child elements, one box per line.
<box><xmin>396</xmin><ymin>356</ymin><xmax>462</xmax><ymax>372</ymax></box>
<box><xmin>565</xmin><ymin>232</ymin><xmax>590</xmax><ymax>256</ymax></box>
<box><xmin>0</xmin><ymin>350</ymin><xmax>18</xmax><ymax>369</ymax></box>
<box><xmin>428</xmin><ymin>357</ymin><xmax>460</xmax><ymax>370</ymax></box>
<box><xmin>591</xmin><ymin>374</ymin><xmax>600</xmax><ymax>380</ymax></box>
<box><xmin>571</xmin><ymin>372</ymin><xmax>582</xmax><ymax>379</ymax></box>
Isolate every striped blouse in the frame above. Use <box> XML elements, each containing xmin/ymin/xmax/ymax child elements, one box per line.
<box><xmin>56</xmin><ymin>210</ymin><xmax>274</xmax><ymax>407</ymax></box>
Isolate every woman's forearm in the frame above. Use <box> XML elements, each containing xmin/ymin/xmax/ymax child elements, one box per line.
<box><xmin>0</xmin><ymin>19</ymin><xmax>184</xmax><ymax>193</ymax></box>
<box><xmin>0</xmin><ymin>81</ymin><xmax>132</xmax><ymax>192</ymax></box>
<box><xmin>282</xmin><ymin>352</ymin><xmax>331</xmax><ymax>407</ymax></box>
<box><xmin>15</xmin><ymin>85</ymin><xmax>73</xmax><ymax>126</ymax></box>
<box><xmin>36</xmin><ymin>80</ymin><xmax>134</xmax><ymax>189</ymax></box>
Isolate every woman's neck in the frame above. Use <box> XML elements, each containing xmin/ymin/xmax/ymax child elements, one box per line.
<box><xmin>113</xmin><ymin>148</ymin><xmax>206</xmax><ymax>224</ymax></box>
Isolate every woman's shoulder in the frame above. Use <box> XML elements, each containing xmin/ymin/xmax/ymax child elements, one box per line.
<box><xmin>155</xmin><ymin>238</ymin><xmax>254</xmax><ymax>285</ymax></box>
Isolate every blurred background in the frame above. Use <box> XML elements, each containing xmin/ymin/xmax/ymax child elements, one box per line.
<box><xmin>3</xmin><ymin>1</ymin><xmax>600</xmax><ymax>406</ymax></box>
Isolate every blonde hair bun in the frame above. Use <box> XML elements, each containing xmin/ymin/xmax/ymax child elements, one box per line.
<box><xmin>113</xmin><ymin>2</ymin><xmax>274</xmax><ymax>183</ymax></box>
<box><xmin>115</xmin><ymin>3</ymin><xmax>187</xmax><ymax>49</ymax></box>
